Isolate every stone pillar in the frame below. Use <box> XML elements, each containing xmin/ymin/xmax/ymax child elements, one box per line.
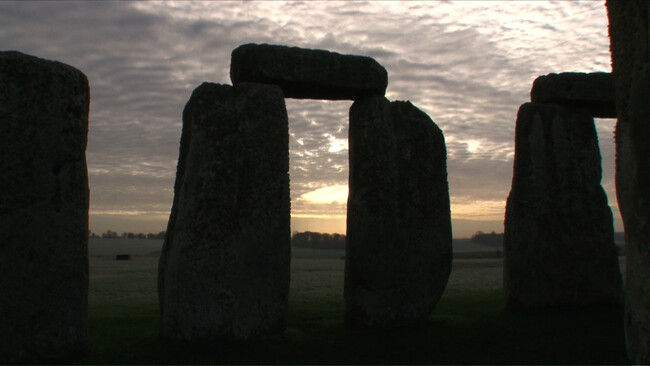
<box><xmin>607</xmin><ymin>1</ymin><xmax>650</xmax><ymax>362</ymax></box>
<box><xmin>503</xmin><ymin>103</ymin><xmax>622</xmax><ymax>310</ymax></box>
<box><xmin>345</xmin><ymin>96</ymin><xmax>452</xmax><ymax>328</ymax></box>
<box><xmin>0</xmin><ymin>51</ymin><xmax>90</xmax><ymax>362</ymax></box>
<box><xmin>158</xmin><ymin>82</ymin><xmax>290</xmax><ymax>341</ymax></box>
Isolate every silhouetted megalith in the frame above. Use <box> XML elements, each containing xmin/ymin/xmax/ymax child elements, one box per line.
<box><xmin>530</xmin><ymin>72</ymin><xmax>616</xmax><ymax>118</ymax></box>
<box><xmin>158</xmin><ymin>82</ymin><xmax>290</xmax><ymax>341</ymax></box>
<box><xmin>345</xmin><ymin>96</ymin><xmax>452</xmax><ymax>328</ymax></box>
<box><xmin>0</xmin><ymin>51</ymin><xmax>89</xmax><ymax>363</ymax></box>
<box><xmin>230</xmin><ymin>43</ymin><xmax>388</xmax><ymax>100</ymax></box>
<box><xmin>504</xmin><ymin>103</ymin><xmax>622</xmax><ymax>310</ymax></box>
<box><xmin>607</xmin><ymin>0</ymin><xmax>650</xmax><ymax>362</ymax></box>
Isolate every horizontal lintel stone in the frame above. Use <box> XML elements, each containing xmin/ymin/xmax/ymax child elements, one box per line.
<box><xmin>530</xmin><ymin>72</ymin><xmax>616</xmax><ymax>118</ymax></box>
<box><xmin>230</xmin><ymin>43</ymin><xmax>388</xmax><ymax>100</ymax></box>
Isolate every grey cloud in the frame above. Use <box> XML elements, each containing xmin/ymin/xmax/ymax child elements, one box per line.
<box><xmin>0</xmin><ymin>1</ymin><xmax>615</xmax><ymax>234</ymax></box>
<box><xmin>448</xmin><ymin>158</ymin><xmax>513</xmax><ymax>201</ymax></box>
<box><xmin>287</xmin><ymin>99</ymin><xmax>351</xmax><ymax>199</ymax></box>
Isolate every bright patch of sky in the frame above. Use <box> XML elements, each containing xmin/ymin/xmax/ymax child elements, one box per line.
<box><xmin>451</xmin><ymin>198</ymin><xmax>507</xmax><ymax>221</ymax></box>
<box><xmin>327</xmin><ymin>134</ymin><xmax>348</xmax><ymax>153</ymax></box>
<box><xmin>298</xmin><ymin>185</ymin><xmax>349</xmax><ymax>205</ymax></box>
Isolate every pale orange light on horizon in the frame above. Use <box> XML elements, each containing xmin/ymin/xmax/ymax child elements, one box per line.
<box><xmin>297</xmin><ymin>185</ymin><xmax>348</xmax><ymax>205</ymax></box>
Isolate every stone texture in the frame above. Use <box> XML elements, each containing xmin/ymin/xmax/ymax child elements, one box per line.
<box><xmin>230</xmin><ymin>43</ymin><xmax>388</xmax><ymax>100</ymax></box>
<box><xmin>0</xmin><ymin>51</ymin><xmax>89</xmax><ymax>362</ymax></box>
<box><xmin>503</xmin><ymin>103</ymin><xmax>622</xmax><ymax>310</ymax></box>
<box><xmin>158</xmin><ymin>82</ymin><xmax>290</xmax><ymax>341</ymax></box>
<box><xmin>530</xmin><ymin>72</ymin><xmax>616</xmax><ymax>118</ymax></box>
<box><xmin>345</xmin><ymin>96</ymin><xmax>452</xmax><ymax>328</ymax></box>
<box><xmin>606</xmin><ymin>1</ymin><xmax>650</xmax><ymax>363</ymax></box>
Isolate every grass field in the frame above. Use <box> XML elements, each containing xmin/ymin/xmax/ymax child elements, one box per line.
<box><xmin>79</xmin><ymin>240</ymin><xmax>629</xmax><ymax>364</ymax></box>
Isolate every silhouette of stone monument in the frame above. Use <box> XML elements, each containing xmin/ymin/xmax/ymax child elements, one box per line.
<box><xmin>607</xmin><ymin>0</ymin><xmax>650</xmax><ymax>363</ymax></box>
<box><xmin>0</xmin><ymin>51</ymin><xmax>90</xmax><ymax>363</ymax></box>
<box><xmin>158</xmin><ymin>82</ymin><xmax>291</xmax><ymax>340</ymax></box>
<box><xmin>159</xmin><ymin>43</ymin><xmax>452</xmax><ymax>339</ymax></box>
<box><xmin>346</xmin><ymin>96</ymin><xmax>452</xmax><ymax>328</ymax></box>
<box><xmin>504</xmin><ymin>72</ymin><xmax>622</xmax><ymax>310</ymax></box>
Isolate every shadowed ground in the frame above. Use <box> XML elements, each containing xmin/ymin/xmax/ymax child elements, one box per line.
<box><xmin>80</xmin><ymin>239</ymin><xmax>628</xmax><ymax>364</ymax></box>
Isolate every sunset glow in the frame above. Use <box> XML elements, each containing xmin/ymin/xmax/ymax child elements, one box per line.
<box><xmin>298</xmin><ymin>185</ymin><xmax>348</xmax><ymax>205</ymax></box>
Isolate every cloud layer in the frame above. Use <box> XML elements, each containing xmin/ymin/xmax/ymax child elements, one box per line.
<box><xmin>0</xmin><ymin>1</ymin><xmax>617</xmax><ymax>236</ymax></box>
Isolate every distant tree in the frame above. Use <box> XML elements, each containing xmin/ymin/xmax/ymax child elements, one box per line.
<box><xmin>102</xmin><ymin>230</ymin><xmax>119</xmax><ymax>239</ymax></box>
<box><xmin>470</xmin><ymin>231</ymin><xmax>504</xmax><ymax>246</ymax></box>
<box><xmin>146</xmin><ymin>231</ymin><xmax>166</xmax><ymax>240</ymax></box>
<box><xmin>291</xmin><ymin>231</ymin><xmax>345</xmax><ymax>250</ymax></box>
<box><xmin>99</xmin><ymin>229</ymin><xmax>165</xmax><ymax>240</ymax></box>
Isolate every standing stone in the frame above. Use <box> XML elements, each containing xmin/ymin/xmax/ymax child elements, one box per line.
<box><xmin>0</xmin><ymin>51</ymin><xmax>89</xmax><ymax>362</ymax></box>
<box><xmin>530</xmin><ymin>72</ymin><xmax>616</xmax><ymax>118</ymax></box>
<box><xmin>345</xmin><ymin>96</ymin><xmax>452</xmax><ymax>328</ymax></box>
<box><xmin>503</xmin><ymin>103</ymin><xmax>622</xmax><ymax>310</ymax></box>
<box><xmin>230</xmin><ymin>43</ymin><xmax>388</xmax><ymax>100</ymax></box>
<box><xmin>607</xmin><ymin>1</ymin><xmax>650</xmax><ymax>362</ymax></box>
<box><xmin>158</xmin><ymin>82</ymin><xmax>290</xmax><ymax>341</ymax></box>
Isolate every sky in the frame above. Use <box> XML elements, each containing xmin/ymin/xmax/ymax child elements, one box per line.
<box><xmin>1</xmin><ymin>1</ymin><xmax>620</xmax><ymax>238</ymax></box>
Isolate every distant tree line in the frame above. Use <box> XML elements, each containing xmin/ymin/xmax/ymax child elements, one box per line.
<box><xmin>90</xmin><ymin>230</ymin><xmax>166</xmax><ymax>240</ymax></box>
<box><xmin>92</xmin><ymin>230</ymin><xmax>344</xmax><ymax>247</ymax></box>
<box><xmin>470</xmin><ymin>231</ymin><xmax>504</xmax><ymax>246</ymax></box>
<box><xmin>291</xmin><ymin>231</ymin><xmax>345</xmax><ymax>250</ymax></box>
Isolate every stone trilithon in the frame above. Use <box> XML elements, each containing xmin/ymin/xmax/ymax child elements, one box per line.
<box><xmin>504</xmin><ymin>71</ymin><xmax>623</xmax><ymax>310</ymax></box>
<box><xmin>159</xmin><ymin>43</ymin><xmax>453</xmax><ymax>338</ymax></box>
<box><xmin>504</xmin><ymin>101</ymin><xmax>622</xmax><ymax>310</ymax></box>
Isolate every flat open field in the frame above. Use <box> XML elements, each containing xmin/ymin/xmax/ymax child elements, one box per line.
<box><xmin>81</xmin><ymin>239</ymin><xmax>628</xmax><ymax>364</ymax></box>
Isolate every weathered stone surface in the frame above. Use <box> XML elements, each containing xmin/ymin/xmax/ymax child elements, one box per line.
<box><xmin>0</xmin><ymin>51</ymin><xmax>89</xmax><ymax>362</ymax></box>
<box><xmin>607</xmin><ymin>1</ymin><xmax>650</xmax><ymax>363</ymax></box>
<box><xmin>158</xmin><ymin>82</ymin><xmax>290</xmax><ymax>341</ymax></box>
<box><xmin>230</xmin><ymin>43</ymin><xmax>388</xmax><ymax>100</ymax></box>
<box><xmin>530</xmin><ymin>72</ymin><xmax>616</xmax><ymax>118</ymax></box>
<box><xmin>345</xmin><ymin>96</ymin><xmax>452</xmax><ymax>328</ymax></box>
<box><xmin>503</xmin><ymin>103</ymin><xmax>622</xmax><ymax>310</ymax></box>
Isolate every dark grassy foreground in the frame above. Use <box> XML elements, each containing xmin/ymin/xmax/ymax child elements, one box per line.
<box><xmin>78</xmin><ymin>251</ymin><xmax>628</xmax><ymax>365</ymax></box>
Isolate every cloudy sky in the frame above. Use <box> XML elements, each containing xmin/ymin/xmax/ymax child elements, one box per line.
<box><xmin>1</xmin><ymin>1</ymin><xmax>619</xmax><ymax>238</ymax></box>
